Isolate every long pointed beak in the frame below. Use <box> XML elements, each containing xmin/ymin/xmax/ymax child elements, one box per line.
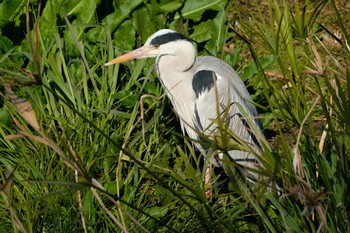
<box><xmin>105</xmin><ymin>45</ymin><xmax>154</xmax><ymax>66</ymax></box>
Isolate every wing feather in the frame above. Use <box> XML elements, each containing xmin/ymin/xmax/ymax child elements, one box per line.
<box><xmin>192</xmin><ymin>56</ymin><xmax>263</xmax><ymax>177</ymax></box>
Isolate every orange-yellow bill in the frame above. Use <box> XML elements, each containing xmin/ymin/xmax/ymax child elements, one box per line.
<box><xmin>105</xmin><ymin>45</ymin><xmax>154</xmax><ymax>66</ymax></box>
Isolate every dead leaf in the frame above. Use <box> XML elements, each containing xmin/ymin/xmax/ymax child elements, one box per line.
<box><xmin>3</xmin><ymin>84</ymin><xmax>39</xmax><ymax>131</ymax></box>
<box><xmin>4</xmin><ymin>134</ymin><xmax>25</xmax><ymax>141</ymax></box>
<box><xmin>292</xmin><ymin>146</ymin><xmax>305</xmax><ymax>178</ymax></box>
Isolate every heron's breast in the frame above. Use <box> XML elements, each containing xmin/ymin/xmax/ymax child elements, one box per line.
<box><xmin>158</xmin><ymin>75</ymin><xmax>197</xmax><ymax>134</ymax></box>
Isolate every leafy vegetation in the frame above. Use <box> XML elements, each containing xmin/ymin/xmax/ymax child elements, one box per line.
<box><xmin>1</xmin><ymin>0</ymin><xmax>349</xmax><ymax>232</ymax></box>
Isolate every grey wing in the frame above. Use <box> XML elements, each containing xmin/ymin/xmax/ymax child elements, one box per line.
<box><xmin>192</xmin><ymin>56</ymin><xmax>263</xmax><ymax>175</ymax></box>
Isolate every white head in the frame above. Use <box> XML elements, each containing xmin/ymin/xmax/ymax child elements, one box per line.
<box><xmin>106</xmin><ymin>29</ymin><xmax>196</xmax><ymax>71</ymax></box>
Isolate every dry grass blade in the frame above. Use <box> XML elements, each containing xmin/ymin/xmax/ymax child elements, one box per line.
<box><xmin>90</xmin><ymin>188</ymin><xmax>129</xmax><ymax>233</ymax></box>
<box><xmin>315</xmin><ymin>205</ymin><xmax>327</xmax><ymax>232</ymax></box>
<box><xmin>26</xmin><ymin>0</ymin><xmax>41</xmax><ymax>82</ymax></box>
<box><xmin>0</xmin><ymin>166</ymin><xmax>14</xmax><ymax>193</ymax></box>
<box><xmin>293</xmin><ymin>96</ymin><xmax>321</xmax><ymax>179</ymax></box>
<box><xmin>95</xmin><ymin>188</ymin><xmax>152</xmax><ymax>233</ymax></box>
<box><xmin>319</xmin><ymin>124</ymin><xmax>328</xmax><ymax>153</ymax></box>
<box><xmin>0</xmin><ymin>166</ymin><xmax>27</xmax><ymax>233</ymax></box>
<box><xmin>292</xmin><ymin>146</ymin><xmax>305</xmax><ymax>178</ymax></box>
<box><xmin>305</xmin><ymin>37</ymin><xmax>327</xmax><ymax>76</ymax></box>
<box><xmin>3</xmin><ymin>106</ymin><xmax>84</xmax><ymax>177</ymax></box>
<box><xmin>4</xmin><ymin>84</ymin><xmax>39</xmax><ymax>131</ymax></box>
<box><xmin>3</xmin><ymin>134</ymin><xmax>25</xmax><ymax>141</ymax></box>
<box><xmin>68</xmin><ymin>141</ymin><xmax>88</xmax><ymax>233</ymax></box>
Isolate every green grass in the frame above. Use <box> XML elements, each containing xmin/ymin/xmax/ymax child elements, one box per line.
<box><xmin>1</xmin><ymin>0</ymin><xmax>349</xmax><ymax>232</ymax></box>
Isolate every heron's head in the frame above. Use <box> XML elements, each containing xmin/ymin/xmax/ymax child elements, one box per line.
<box><xmin>105</xmin><ymin>29</ymin><xmax>195</xmax><ymax>68</ymax></box>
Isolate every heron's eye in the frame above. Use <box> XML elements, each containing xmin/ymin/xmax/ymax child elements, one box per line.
<box><xmin>154</xmin><ymin>44</ymin><xmax>160</xmax><ymax>49</ymax></box>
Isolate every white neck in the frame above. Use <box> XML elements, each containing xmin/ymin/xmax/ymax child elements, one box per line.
<box><xmin>154</xmin><ymin>42</ymin><xmax>197</xmax><ymax>136</ymax></box>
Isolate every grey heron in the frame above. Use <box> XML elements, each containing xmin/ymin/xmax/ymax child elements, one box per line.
<box><xmin>106</xmin><ymin>29</ymin><xmax>264</xmax><ymax>193</ymax></box>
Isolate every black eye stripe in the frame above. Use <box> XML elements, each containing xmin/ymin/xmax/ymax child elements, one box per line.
<box><xmin>150</xmin><ymin>32</ymin><xmax>192</xmax><ymax>46</ymax></box>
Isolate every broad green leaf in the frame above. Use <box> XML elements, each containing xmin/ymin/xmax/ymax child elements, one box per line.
<box><xmin>82</xmin><ymin>190</ymin><xmax>96</xmax><ymax>224</ymax></box>
<box><xmin>144</xmin><ymin>206</ymin><xmax>169</xmax><ymax>219</ymax></box>
<box><xmin>191</xmin><ymin>21</ymin><xmax>213</xmax><ymax>43</ymax></box>
<box><xmin>114</xmin><ymin>20</ymin><xmax>136</xmax><ymax>51</ymax></box>
<box><xmin>141</xmin><ymin>206</ymin><xmax>169</xmax><ymax>230</ymax></box>
<box><xmin>240</xmin><ymin>55</ymin><xmax>276</xmax><ymax>81</ymax></box>
<box><xmin>112</xmin><ymin>90</ymin><xmax>138</xmax><ymax>109</ymax></box>
<box><xmin>64</xmin><ymin>0</ymin><xmax>99</xmax><ymax>55</ymax></box>
<box><xmin>103</xmin><ymin>0</ymin><xmax>144</xmax><ymax>32</ymax></box>
<box><xmin>72</xmin><ymin>0</ymin><xmax>99</xmax><ymax>40</ymax></box>
<box><xmin>64</xmin><ymin>0</ymin><xmax>84</xmax><ymax>16</ymax></box>
<box><xmin>0</xmin><ymin>0</ymin><xmax>25</xmax><ymax>27</ymax></box>
<box><xmin>41</xmin><ymin>0</ymin><xmax>61</xmax><ymax>43</ymax></box>
<box><xmin>132</xmin><ymin>6</ymin><xmax>155</xmax><ymax>44</ymax></box>
<box><xmin>175</xmin><ymin>0</ymin><xmax>225</xmax><ymax>21</ymax></box>
<box><xmin>0</xmin><ymin>35</ymin><xmax>13</xmax><ymax>51</ymax></box>
<box><xmin>86</xmin><ymin>0</ymin><xmax>143</xmax><ymax>45</ymax></box>
<box><xmin>160</xmin><ymin>1</ymin><xmax>183</xmax><ymax>12</ymax></box>
<box><xmin>205</xmin><ymin>6</ymin><xmax>227</xmax><ymax>56</ymax></box>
